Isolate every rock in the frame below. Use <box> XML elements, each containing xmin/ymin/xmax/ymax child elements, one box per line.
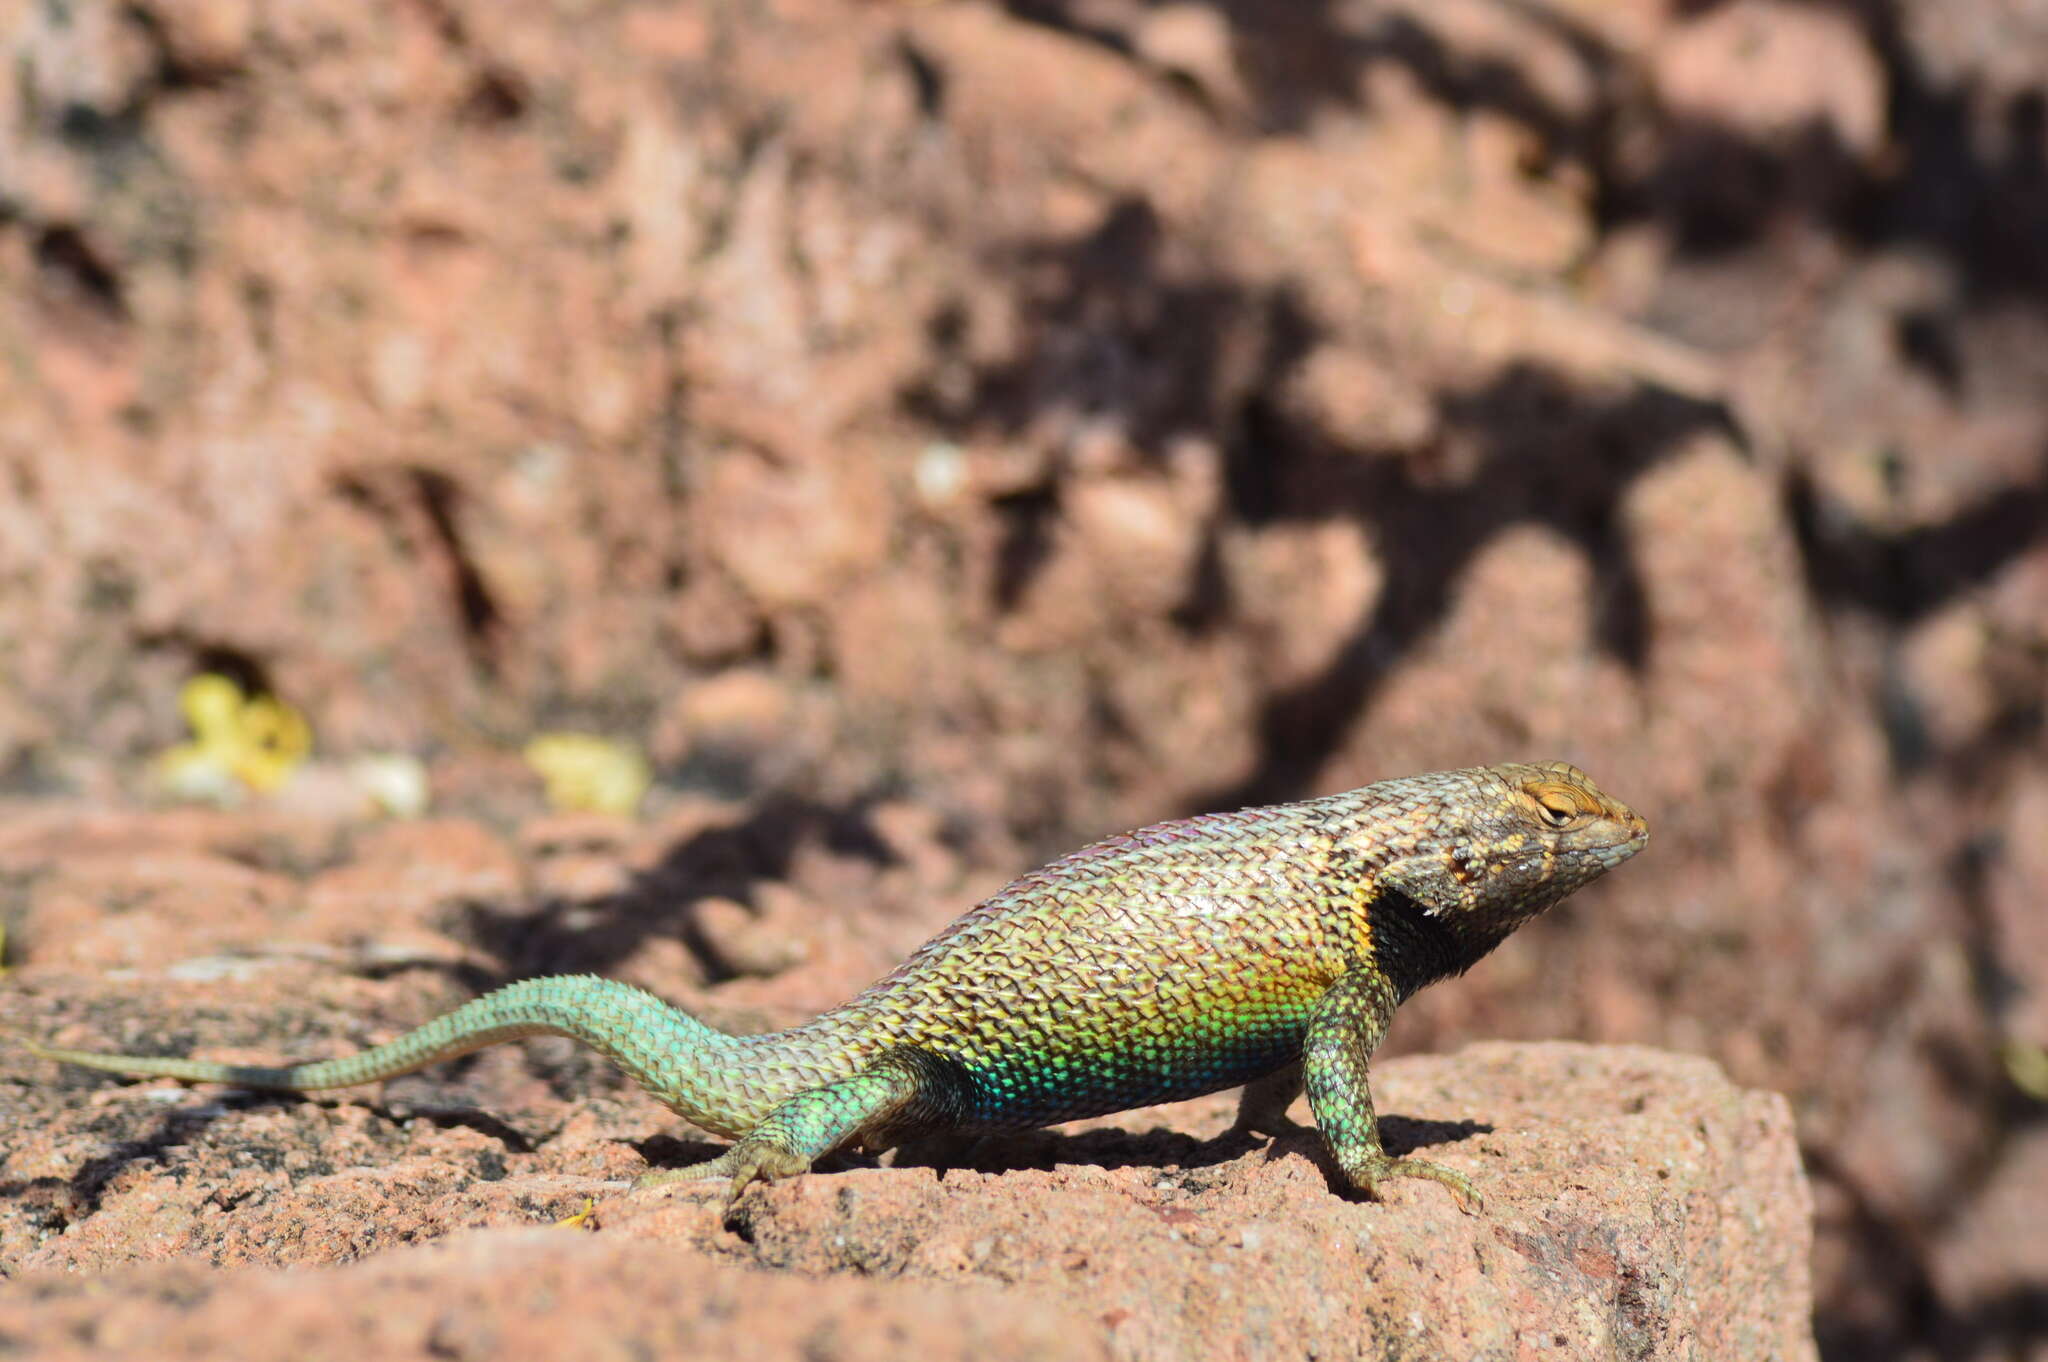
<box><xmin>133</xmin><ymin>0</ymin><xmax>255</xmax><ymax>75</ymax></box>
<box><xmin>296</xmin><ymin>818</ymin><xmax>521</xmax><ymax>951</ymax></box>
<box><xmin>1653</xmin><ymin>1</ymin><xmax>1887</xmax><ymax>156</ymax></box>
<box><xmin>12</xmin><ymin>846</ymin><xmax>296</xmax><ymax>972</ymax></box>
<box><xmin>5</xmin><ymin>1229</ymin><xmax>1107</xmax><ymax>1362</ymax></box>
<box><xmin>691</xmin><ymin>892</ymin><xmax>809</xmax><ymax>978</ymax></box>
<box><xmin>1</xmin><ymin>0</ymin><xmax>2043</xmax><ymax>1354</ymax></box>
<box><xmin>661</xmin><ymin>670</ymin><xmax>795</xmax><ymax>754</ymax></box>
<box><xmin>0</xmin><ymin>1035</ymin><xmax>1815</xmax><ymax>1360</ymax></box>
<box><xmin>1988</xmin><ymin>778</ymin><xmax>2048</xmax><ymax>1041</ymax></box>
<box><xmin>1132</xmin><ymin>4</ymin><xmax>1251</xmax><ymax>118</ymax></box>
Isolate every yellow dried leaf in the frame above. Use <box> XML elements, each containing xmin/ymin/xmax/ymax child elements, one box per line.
<box><xmin>524</xmin><ymin>733</ymin><xmax>651</xmax><ymax>815</ymax></box>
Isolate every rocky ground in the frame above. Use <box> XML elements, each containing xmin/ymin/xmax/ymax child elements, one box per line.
<box><xmin>2</xmin><ymin>0</ymin><xmax>2046</xmax><ymax>1358</ymax></box>
<box><xmin>0</xmin><ymin>803</ymin><xmax>1812</xmax><ymax>1359</ymax></box>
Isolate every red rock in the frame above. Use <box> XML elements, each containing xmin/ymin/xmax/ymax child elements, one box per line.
<box><xmin>1</xmin><ymin>0</ymin><xmax>2044</xmax><ymax>1352</ymax></box>
<box><xmin>0</xmin><ymin>1011</ymin><xmax>1815</xmax><ymax>1361</ymax></box>
<box><xmin>1654</xmin><ymin>1</ymin><xmax>1888</xmax><ymax>154</ymax></box>
<box><xmin>8</xmin><ymin>1228</ymin><xmax>1109</xmax><ymax>1362</ymax></box>
<box><xmin>296</xmin><ymin>819</ymin><xmax>520</xmax><ymax>949</ymax></box>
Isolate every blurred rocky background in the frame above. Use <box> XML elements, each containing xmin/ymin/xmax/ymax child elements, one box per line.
<box><xmin>0</xmin><ymin>0</ymin><xmax>2044</xmax><ymax>1357</ymax></box>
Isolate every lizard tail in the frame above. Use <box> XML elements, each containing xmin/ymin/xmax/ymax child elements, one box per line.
<box><xmin>19</xmin><ymin>976</ymin><xmax>765</xmax><ymax>1134</ymax></box>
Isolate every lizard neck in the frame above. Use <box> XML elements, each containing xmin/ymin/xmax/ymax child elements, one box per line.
<box><xmin>1364</xmin><ymin>886</ymin><xmax>1487</xmax><ymax>1001</ymax></box>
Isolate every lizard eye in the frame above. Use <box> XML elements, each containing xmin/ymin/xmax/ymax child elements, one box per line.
<box><xmin>1527</xmin><ymin>781</ymin><xmax>1584</xmax><ymax>828</ymax></box>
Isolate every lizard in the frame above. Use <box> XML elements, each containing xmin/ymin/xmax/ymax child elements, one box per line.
<box><xmin>19</xmin><ymin>761</ymin><xmax>1646</xmax><ymax>1215</ymax></box>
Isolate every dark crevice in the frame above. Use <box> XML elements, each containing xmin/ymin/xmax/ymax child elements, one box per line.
<box><xmin>1222</xmin><ymin>393</ymin><xmax>1294</xmax><ymax>527</ymax></box>
<box><xmin>1168</xmin><ymin>527</ymin><xmax>1232</xmax><ymax>636</ymax></box>
<box><xmin>990</xmin><ymin>485</ymin><xmax>1061</xmax><ymax>614</ymax></box>
<box><xmin>130</xmin><ymin>634</ymin><xmax>276</xmax><ymax>701</ymax></box>
<box><xmin>34</xmin><ymin>225</ymin><xmax>127</xmax><ymax>321</ymax></box>
<box><xmin>185</xmin><ymin>645</ymin><xmax>274</xmax><ymax>700</ymax></box>
<box><xmin>1894</xmin><ymin>308</ymin><xmax>1964</xmax><ymax>396</ymax></box>
<box><xmin>334</xmin><ymin>467</ymin><xmax>508</xmax><ymax>677</ymax></box>
<box><xmin>458</xmin><ymin>68</ymin><xmax>529</xmax><ymax>128</ymax></box>
<box><xmin>410</xmin><ymin>468</ymin><xmax>507</xmax><ymax>674</ymax></box>
<box><xmin>896</xmin><ymin>36</ymin><xmax>947</xmax><ymax>120</ymax></box>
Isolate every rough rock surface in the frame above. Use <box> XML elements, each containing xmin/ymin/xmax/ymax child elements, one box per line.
<box><xmin>0</xmin><ymin>949</ymin><xmax>1813</xmax><ymax>1360</ymax></box>
<box><xmin>0</xmin><ymin>804</ymin><xmax>1812</xmax><ymax>1358</ymax></box>
<box><xmin>2</xmin><ymin>1</ymin><xmax>2046</xmax><ymax>1358</ymax></box>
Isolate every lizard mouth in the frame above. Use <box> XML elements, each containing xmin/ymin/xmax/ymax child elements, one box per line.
<box><xmin>1542</xmin><ymin>815</ymin><xmax>1647</xmax><ymax>867</ymax></box>
<box><xmin>1588</xmin><ymin>822</ymin><xmax>1650</xmax><ymax>861</ymax></box>
<box><xmin>1586</xmin><ymin>807</ymin><xmax>1649</xmax><ymax>851</ymax></box>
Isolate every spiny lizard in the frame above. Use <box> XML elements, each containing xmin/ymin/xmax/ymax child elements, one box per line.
<box><xmin>21</xmin><ymin>762</ymin><xmax>1647</xmax><ymax>1214</ymax></box>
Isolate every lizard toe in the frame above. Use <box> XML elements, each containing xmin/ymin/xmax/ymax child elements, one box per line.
<box><xmin>635</xmin><ymin>1147</ymin><xmax>742</xmax><ymax>1192</ymax></box>
<box><xmin>1362</xmin><ymin>1156</ymin><xmax>1484</xmax><ymax>1215</ymax></box>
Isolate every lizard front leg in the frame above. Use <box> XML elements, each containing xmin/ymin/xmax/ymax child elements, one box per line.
<box><xmin>1303</xmin><ymin>970</ymin><xmax>1483</xmax><ymax>1214</ymax></box>
<box><xmin>639</xmin><ymin>1047</ymin><xmax>964</xmax><ymax>1214</ymax></box>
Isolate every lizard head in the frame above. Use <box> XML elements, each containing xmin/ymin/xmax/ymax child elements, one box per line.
<box><xmin>1336</xmin><ymin>761</ymin><xmax>1649</xmax><ymax>976</ymax></box>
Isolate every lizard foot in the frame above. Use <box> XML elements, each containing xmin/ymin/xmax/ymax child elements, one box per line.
<box><xmin>637</xmin><ymin>1135</ymin><xmax>811</xmax><ymax>1214</ymax></box>
<box><xmin>1351</xmin><ymin>1155</ymin><xmax>1484</xmax><ymax>1215</ymax></box>
<box><xmin>1227</xmin><ymin>1113</ymin><xmax>1306</xmax><ymax>1141</ymax></box>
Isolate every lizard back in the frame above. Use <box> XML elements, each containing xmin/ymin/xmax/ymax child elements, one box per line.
<box><xmin>797</xmin><ymin>793</ymin><xmax>1368</xmax><ymax>1130</ymax></box>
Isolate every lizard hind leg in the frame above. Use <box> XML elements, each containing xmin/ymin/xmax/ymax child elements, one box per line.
<box><xmin>637</xmin><ymin>1047</ymin><xmax>964</xmax><ymax>1215</ymax></box>
<box><xmin>1229</xmin><ymin>1060</ymin><xmax>1305</xmax><ymax>1139</ymax></box>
